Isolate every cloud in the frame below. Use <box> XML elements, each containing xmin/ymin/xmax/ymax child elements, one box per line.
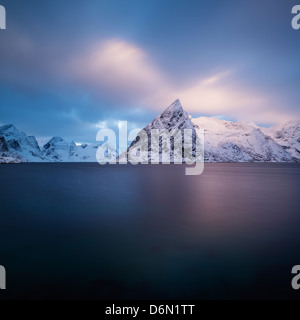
<box><xmin>2</xmin><ymin>33</ymin><xmax>295</xmax><ymax>126</ymax></box>
<box><xmin>174</xmin><ymin>70</ymin><xmax>295</xmax><ymax>123</ymax></box>
<box><xmin>69</xmin><ymin>39</ymin><xmax>171</xmax><ymax>106</ymax></box>
<box><xmin>68</xmin><ymin>38</ymin><xmax>298</xmax><ymax>124</ymax></box>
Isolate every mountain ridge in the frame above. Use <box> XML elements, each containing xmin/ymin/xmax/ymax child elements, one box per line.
<box><xmin>1</xmin><ymin>100</ymin><xmax>299</xmax><ymax>163</ymax></box>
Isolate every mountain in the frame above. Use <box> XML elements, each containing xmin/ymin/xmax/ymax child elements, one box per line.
<box><xmin>126</xmin><ymin>100</ymin><xmax>297</xmax><ymax>163</ymax></box>
<box><xmin>122</xmin><ymin>99</ymin><xmax>197</xmax><ymax>163</ymax></box>
<box><xmin>0</xmin><ymin>124</ymin><xmax>44</xmax><ymax>162</ymax></box>
<box><xmin>69</xmin><ymin>142</ymin><xmax>100</xmax><ymax>162</ymax></box>
<box><xmin>144</xmin><ymin>99</ymin><xmax>194</xmax><ymax>131</ymax></box>
<box><xmin>192</xmin><ymin>117</ymin><xmax>295</xmax><ymax>162</ymax></box>
<box><xmin>1</xmin><ymin>100</ymin><xmax>299</xmax><ymax>163</ymax></box>
<box><xmin>0</xmin><ymin>123</ymin><xmax>105</xmax><ymax>163</ymax></box>
<box><xmin>43</xmin><ymin>137</ymin><xmax>75</xmax><ymax>162</ymax></box>
<box><xmin>262</xmin><ymin>120</ymin><xmax>300</xmax><ymax>160</ymax></box>
<box><xmin>0</xmin><ymin>135</ymin><xmax>23</xmax><ymax>163</ymax></box>
<box><xmin>43</xmin><ymin>137</ymin><xmax>103</xmax><ymax>162</ymax></box>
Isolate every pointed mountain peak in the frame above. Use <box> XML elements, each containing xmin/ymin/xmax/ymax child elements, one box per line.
<box><xmin>48</xmin><ymin>137</ymin><xmax>64</xmax><ymax>143</ymax></box>
<box><xmin>0</xmin><ymin>123</ymin><xmax>18</xmax><ymax>133</ymax></box>
<box><xmin>145</xmin><ymin>99</ymin><xmax>194</xmax><ymax>131</ymax></box>
<box><xmin>4</xmin><ymin>124</ymin><xmax>16</xmax><ymax>129</ymax></box>
<box><xmin>43</xmin><ymin>137</ymin><xmax>67</xmax><ymax>149</ymax></box>
<box><xmin>158</xmin><ymin>99</ymin><xmax>186</xmax><ymax>122</ymax></box>
<box><xmin>164</xmin><ymin>99</ymin><xmax>183</xmax><ymax>113</ymax></box>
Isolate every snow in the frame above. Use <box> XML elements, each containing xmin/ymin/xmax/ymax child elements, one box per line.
<box><xmin>126</xmin><ymin>100</ymin><xmax>298</xmax><ymax>163</ymax></box>
<box><xmin>144</xmin><ymin>99</ymin><xmax>194</xmax><ymax>131</ymax></box>
<box><xmin>1</xmin><ymin>101</ymin><xmax>299</xmax><ymax>163</ymax></box>
<box><xmin>0</xmin><ymin>156</ymin><xmax>22</xmax><ymax>164</ymax></box>
<box><xmin>0</xmin><ymin>124</ymin><xmax>44</xmax><ymax>162</ymax></box>
<box><xmin>262</xmin><ymin>120</ymin><xmax>300</xmax><ymax>160</ymax></box>
<box><xmin>42</xmin><ymin>136</ymin><xmax>103</xmax><ymax>162</ymax></box>
<box><xmin>43</xmin><ymin>137</ymin><xmax>74</xmax><ymax>162</ymax></box>
<box><xmin>191</xmin><ymin>116</ymin><xmax>294</xmax><ymax>162</ymax></box>
<box><xmin>124</xmin><ymin>99</ymin><xmax>197</xmax><ymax>163</ymax></box>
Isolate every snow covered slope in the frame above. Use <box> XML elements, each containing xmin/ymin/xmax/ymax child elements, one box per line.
<box><xmin>192</xmin><ymin>117</ymin><xmax>295</xmax><ymax>162</ymax></box>
<box><xmin>69</xmin><ymin>143</ymin><xmax>99</xmax><ymax>162</ymax></box>
<box><xmin>0</xmin><ymin>156</ymin><xmax>22</xmax><ymax>164</ymax></box>
<box><xmin>0</xmin><ymin>124</ymin><xmax>44</xmax><ymax>162</ymax></box>
<box><xmin>126</xmin><ymin>100</ymin><xmax>296</xmax><ymax>163</ymax></box>
<box><xmin>262</xmin><ymin>120</ymin><xmax>300</xmax><ymax>160</ymax></box>
<box><xmin>1</xmin><ymin>101</ymin><xmax>299</xmax><ymax>163</ymax></box>
<box><xmin>124</xmin><ymin>99</ymin><xmax>198</xmax><ymax>163</ymax></box>
<box><xmin>144</xmin><ymin>99</ymin><xmax>195</xmax><ymax>131</ymax></box>
<box><xmin>42</xmin><ymin>137</ymin><xmax>101</xmax><ymax>162</ymax></box>
<box><xmin>0</xmin><ymin>124</ymin><xmax>103</xmax><ymax>163</ymax></box>
<box><xmin>43</xmin><ymin>137</ymin><xmax>75</xmax><ymax>162</ymax></box>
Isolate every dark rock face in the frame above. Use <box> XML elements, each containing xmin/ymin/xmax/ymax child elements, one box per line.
<box><xmin>0</xmin><ymin>136</ymin><xmax>9</xmax><ymax>153</ymax></box>
<box><xmin>7</xmin><ymin>139</ymin><xmax>21</xmax><ymax>151</ymax></box>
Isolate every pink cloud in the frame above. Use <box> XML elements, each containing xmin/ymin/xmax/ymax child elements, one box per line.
<box><xmin>68</xmin><ymin>39</ymin><xmax>299</xmax><ymax>124</ymax></box>
<box><xmin>69</xmin><ymin>39</ymin><xmax>170</xmax><ymax>104</ymax></box>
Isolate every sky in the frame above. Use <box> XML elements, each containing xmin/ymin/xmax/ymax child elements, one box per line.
<box><xmin>0</xmin><ymin>0</ymin><xmax>299</xmax><ymax>144</ymax></box>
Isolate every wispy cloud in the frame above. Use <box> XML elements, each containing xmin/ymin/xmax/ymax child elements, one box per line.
<box><xmin>68</xmin><ymin>39</ymin><xmax>297</xmax><ymax>124</ymax></box>
<box><xmin>1</xmin><ymin>33</ymin><xmax>296</xmax><ymax>125</ymax></box>
<box><xmin>69</xmin><ymin>39</ymin><xmax>170</xmax><ymax>105</ymax></box>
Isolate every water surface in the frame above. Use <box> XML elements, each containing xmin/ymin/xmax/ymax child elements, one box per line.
<box><xmin>0</xmin><ymin>163</ymin><xmax>300</xmax><ymax>299</ymax></box>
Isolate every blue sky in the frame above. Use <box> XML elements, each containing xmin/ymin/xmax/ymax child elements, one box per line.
<box><xmin>0</xmin><ymin>0</ymin><xmax>299</xmax><ymax>143</ymax></box>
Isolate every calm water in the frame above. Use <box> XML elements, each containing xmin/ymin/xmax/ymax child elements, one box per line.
<box><xmin>0</xmin><ymin>163</ymin><xmax>300</xmax><ymax>300</ymax></box>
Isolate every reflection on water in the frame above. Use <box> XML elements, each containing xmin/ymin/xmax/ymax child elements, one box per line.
<box><xmin>0</xmin><ymin>163</ymin><xmax>300</xmax><ymax>299</ymax></box>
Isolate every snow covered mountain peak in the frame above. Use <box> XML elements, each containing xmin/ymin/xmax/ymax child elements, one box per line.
<box><xmin>46</xmin><ymin>136</ymin><xmax>65</xmax><ymax>144</ymax></box>
<box><xmin>0</xmin><ymin>123</ymin><xmax>44</xmax><ymax>162</ymax></box>
<box><xmin>125</xmin><ymin>100</ymin><xmax>200</xmax><ymax>163</ymax></box>
<box><xmin>126</xmin><ymin>101</ymin><xmax>298</xmax><ymax>163</ymax></box>
<box><xmin>145</xmin><ymin>99</ymin><xmax>194</xmax><ymax>132</ymax></box>
<box><xmin>43</xmin><ymin>136</ymin><xmax>76</xmax><ymax>162</ymax></box>
<box><xmin>1</xmin><ymin>102</ymin><xmax>300</xmax><ymax>163</ymax></box>
<box><xmin>0</xmin><ymin>124</ymin><xmax>18</xmax><ymax>133</ymax></box>
<box><xmin>165</xmin><ymin>99</ymin><xmax>183</xmax><ymax>112</ymax></box>
<box><xmin>262</xmin><ymin>120</ymin><xmax>300</xmax><ymax>159</ymax></box>
<box><xmin>191</xmin><ymin>116</ymin><xmax>296</xmax><ymax>162</ymax></box>
<box><xmin>0</xmin><ymin>124</ymin><xmax>25</xmax><ymax>139</ymax></box>
<box><xmin>42</xmin><ymin>136</ymin><xmax>102</xmax><ymax>162</ymax></box>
